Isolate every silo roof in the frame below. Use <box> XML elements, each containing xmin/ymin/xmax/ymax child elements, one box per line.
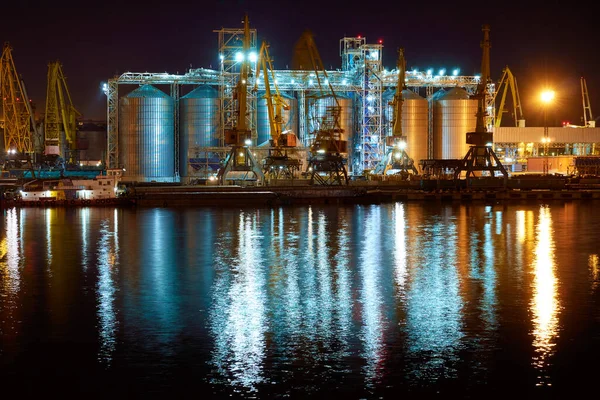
<box><xmin>402</xmin><ymin>89</ymin><xmax>425</xmax><ymax>100</ymax></box>
<box><xmin>436</xmin><ymin>87</ymin><xmax>470</xmax><ymax>100</ymax></box>
<box><xmin>126</xmin><ymin>84</ymin><xmax>171</xmax><ymax>98</ymax></box>
<box><xmin>182</xmin><ymin>85</ymin><xmax>218</xmax><ymax>99</ymax></box>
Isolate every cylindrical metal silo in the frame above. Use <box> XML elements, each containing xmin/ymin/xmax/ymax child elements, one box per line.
<box><xmin>402</xmin><ymin>90</ymin><xmax>429</xmax><ymax>167</ymax></box>
<box><xmin>256</xmin><ymin>91</ymin><xmax>298</xmax><ymax>145</ymax></box>
<box><xmin>383</xmin><ymin>89</ymin><xmax>429</xmax><ymax>167</ymax></box>
<box><xmin>179</xmin><ymin>85</ymin><xmax>220</xmax><ymax>178</ymax></box>
<box><xmin>433</xmin><ymin>87</ymin><xmax>477</xmax><ymax>159</ymax></box>
<box><xmin>309</xmin><ymin>94</ymin><xmax>353</xmax><ymax>142</ymax></box>
<box><xmin>118</xmin><ymin>84</ymin><xmax>175</xmax><ymax>182</ymax></box>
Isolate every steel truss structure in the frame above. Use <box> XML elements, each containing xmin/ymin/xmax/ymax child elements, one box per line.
<box><xmin>1</xmin><ymin>42</ymin><xmax>36</xmax><ymax>155</ymax></box>
<box><xmin>104</xmin><ymin>36</ymin><xmax>490</xmax><ymax>175</ymax></box>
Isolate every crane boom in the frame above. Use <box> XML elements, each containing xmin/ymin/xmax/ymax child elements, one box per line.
<box><xmin>45</xmin><ymin>61</ymin><xmax>81</xmax><ymax>162</ymax></box>
<box><xmin>293</xmin><ymin>30</ymin><xmax>338</xmax><ymax>108</ymax></box>
<box><xmin>253</xmin><ymin>41</ymin><xmax>290</xmax><ymax>146</ymax></box>
<box><xmin>295</xmin><ymin>30</ymin><xmax>348</xmax><ymax>185</ymax></box>
<box><xmin>0</xmin><ymin>42</ymin><xmax>34</xmax><ymax>155</ymax></box>
<box><xmin>493</xmin><ymin>66</ymin><xmax>524</xmax><ymax>127</ymax></box>
<box><xmin>581</xmin><ymin>77</ymin><xmax>594</xmax><ymax>127</ymax></box>
<box><xmin>371</xmin><ymin>47</ymin><xmax>417</xmax><ymax>177</ymax></box>
<box><xmin>392</xmin><ymin>48</ymin><xmax>406</xmax><ymax>138</ymax></box>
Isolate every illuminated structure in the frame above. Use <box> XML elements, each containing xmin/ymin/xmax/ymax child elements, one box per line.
<box><xmin>44</xmin><ymin>61</ymin><xmax>81</xmax><ymax>162</ymax></box>
<box><xmin>103</xmin><ymin>24</ymin><xmax>485</xmax><ymax>181</ymax></box>
<box><xmin>254</xmin><ymin>40</ymin><xmax>302</xmax><ymax>182</ymax></box>
<box><xmin>217</xmin><ymin>15</ymin><xmax>264</xmax><ymax>185</ymax></box>
<box><xmin>1</xmin><ymin>42</ymin><xmax>36</xmax><ymax>156</ymax></box>
<box><xmin>492</xmin><ymin>66</ymin><xmax>525</xmax><ymax>128</ymax></box>
<box><xmin>371</xmin><ymin>48</ymin><xmax>418</xmax><ymax>178</ymax></box>
<box><xmin>453</xmin><ymin>24</ymin><xmax>508</xmax><ymax>186</ymax></box>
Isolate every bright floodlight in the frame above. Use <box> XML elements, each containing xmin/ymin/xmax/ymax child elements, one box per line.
<box><xmin>235</xmin><ymin>51</ymin><xmax>244</xmax><ymax>62</ymax></box>
<box><xmin>427</xmin><ymin>69</ymin><xmax>433</xmax><ymax>76</ymax></box>
<box><xmin>438</xmin><ymin>69</ymin><xmax>446</xmax><ymax>76</ymax></box>
<box><xmin>541</xmin><ymin>90</ymin><xmax>555</xmax><ymax>104</ymax></box>
<box><xmin>244</xmin><ymin>139</ymin><xmax>252</xmax><ymax>146</ymax></box>
<box><xmin>453</xmin><ymin>69</ymin><xmax>459</xmax><ymax>76</ymax></box>
<box><xmin>398</xmin><ymin>141</ymin><xmax>406</xmax><ymax>150</ymax></box>
<box><xmin>248</xmin><ymin>51</ymin><xmax>257</xmax><ymax>63</ymax></box>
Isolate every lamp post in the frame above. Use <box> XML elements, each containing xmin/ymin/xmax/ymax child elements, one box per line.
<box><xmin>540</xmin><ymin>90</ymin><xmax>555</xmax><ymax>175</ymax></box>
<box><xmin>541</xmin><ymin>137</ymin><xmax>551</xmax><ymax>174</ymax></box>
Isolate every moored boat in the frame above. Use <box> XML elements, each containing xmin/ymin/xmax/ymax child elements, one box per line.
<box><xmin>1</xmin><ymin>168</ymin><xmax>135</xmax><ymax>207</ymax></box>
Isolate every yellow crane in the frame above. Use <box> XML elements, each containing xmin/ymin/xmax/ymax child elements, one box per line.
<box><xmin>371</xmin><ymin>47</ymin><xmax>418</xmax><ymax>177</ymax></box>
<box><xmin>0</xmin><ymin>42</ymin><xmax>36</xmax><ymax>156</ymax></box>
<box><xmin>293</xmin><ymin>30</ymin><xmax>348</xmax><ymax>185</ymax></box>
<box><xmin>44</xmin><ymin>61</ymin><xmax>81</xmax><ymax>163</ymax></box>
<box><xmin>493</xmin><ymin>66</ymin><xmax>524</xmax><ymax>127</ymax></box>
<box><xmin>252</xmin><ymin>40</ymin><xmax>301</xmax><ymax>182</ymax></box>
<box><xmin>217</xmin><ymin>15</ymin><xmax>264</xmax><ymax>185</ymax></box>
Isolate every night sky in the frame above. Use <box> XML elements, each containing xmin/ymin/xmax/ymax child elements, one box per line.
<box><xmin>2</xmin><ymin>0</ymin><xmax>598</xmax><ymax>127</ymax></box>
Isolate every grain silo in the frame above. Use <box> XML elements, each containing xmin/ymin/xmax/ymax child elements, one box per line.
<box><xmin>402</xmin><ymin>90</ymin><xmax>429</xmax><ymax>167</ymax></box>
<box><xmin>118</xmin><ymin>84</ymin><xmax>175</xmax><ymax>182</ymax></box>
<box><xmin>179</xmin><ymin>85</ymin><xmax>220</xmax><ymax>178</ymax></box>
<box><xmin>383</xmin><ymin>89</ymin><xmax>429</xmax><ymax>167</ymax></box>
<box><xmin>256</xmin><ymin>91</ymin><xmax>298</xmax><ymax>145</ymax></box>
<box><xmin>433</xmin><ymin>87</ymin><xmax>477</xmax><ymax>159</ymax></box>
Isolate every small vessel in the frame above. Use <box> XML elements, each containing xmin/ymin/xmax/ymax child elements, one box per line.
<box><xmin>2</xmin><ymin>168</ymin><xmax>134</xmax><ymax>207</ymax></box>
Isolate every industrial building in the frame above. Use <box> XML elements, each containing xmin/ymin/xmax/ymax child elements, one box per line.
<box><xmin>102</xmin><ymin>20</ymin><xmax>600</xmax><ymax>184</ymax></box>
<box><xmin>4</xmin><ymin>21</ymin><xmax>598</xmax><ymax>184</ymax></box>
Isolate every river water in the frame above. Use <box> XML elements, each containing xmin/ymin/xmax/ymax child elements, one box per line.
<box><xmin>1</xmin><ymin>201</ymin><xmax>599</xmax><ymax>398</ymax></box>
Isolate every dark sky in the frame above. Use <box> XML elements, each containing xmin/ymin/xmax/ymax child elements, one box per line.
<box><xmin>2</xmin><ymin>0</ymin><xmax>598</xmax><ymax>127</ymax></box>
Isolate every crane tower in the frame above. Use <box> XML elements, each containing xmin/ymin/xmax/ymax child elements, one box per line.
<box><xmin>454</xmin><ymin>24</ymin><xmax>508</xmax><ymax>186</ymax></box>
<box><xmin>44</xmin><ymin>61</ymin><xmax>81</xmax><ymax>163</ymax></box>
<box><xmin>0</xmin><ymin>42</ymin><xmax>36</xmax><ymax>156</ymax></box>
<box><xmin>217</xmin><ymin>15</ymin><xmax>264</xmax><ymax>185</ymax></box>
<box><xmin>371</xmin><ymin>48</ymin><xmax>418</xmax><ymax>178</ymax></box>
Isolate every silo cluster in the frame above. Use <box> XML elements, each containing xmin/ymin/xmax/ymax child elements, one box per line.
<box><xmin>115</xmin><ymin>83</ymin><xmax>479</xmax><ymax>181</ymax></box>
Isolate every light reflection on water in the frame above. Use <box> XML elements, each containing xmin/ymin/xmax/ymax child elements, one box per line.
<box><xmin>210</xmin><ymin>212</ymin><xmax>267</xmax><ymax>393</ymax></box>
<box><xmin>405</xmin><ymin>213</ymin><xmax>463</xmax><ymax>382</ymax></box>
<box><xmin>2</xmin><ymin>202</ymin><xmax>600</xmax><ymax>397</ymax></box>
<box><xmin>96</xmin><ymin>210</ymin><xmax>120</xmax><ymax>366</ymax></box>
<box><xmin>359</xmin><ymin>206</ymin><xmax>385</xmax><ymax>386</ymax></box>
<box><xmin>531</xmin><ymin>205</ymin><xmax>560</xmax><ymax>387</ymax></box>
<box><xmin>0</xmin><ymin>208</ymin><xmax>22</xmax><ymax>340</ymax></box>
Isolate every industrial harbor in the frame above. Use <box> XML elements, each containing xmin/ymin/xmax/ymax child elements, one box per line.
<box><xmin>2</xmin><ymin>17</ymin><xmax>600</xmax><ymax>207</ymax></box>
